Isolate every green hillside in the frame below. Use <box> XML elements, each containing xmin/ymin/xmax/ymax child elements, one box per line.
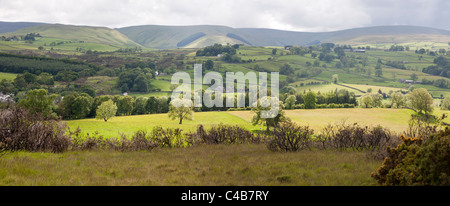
<box><xmin>0</xmin><ymin>23</ymin><xmax>143</xmax><ymax>52</ymax></box>
<box><xmin>116</xmin><ymin>25</ymin><xmax>251</xmax><ymax>49</ymax></box>
<box><xmin>8</xmin><ymin>24</ymin><xmax>141</xmax><ymax>47</ymax></box>
<box><xmin>117</xmin><ymin>25</ymin><xmax>450</xmax><ymax>49</ymax></box>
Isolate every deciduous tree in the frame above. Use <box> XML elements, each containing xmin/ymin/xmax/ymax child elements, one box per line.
<box><xmin>96</xmin><ymin>100</ymin><xmax>117</xmax><ymax>122</ymax></box>
<box><xmin>168</xmin><ymin>98</ymin><xmax>194</xmax><ymax>124</ymax></box>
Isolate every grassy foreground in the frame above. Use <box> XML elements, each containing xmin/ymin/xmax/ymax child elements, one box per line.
<box><xmin>0</xmin><ymin>144</ymin><xmax>381</xmax><ymax>186</ymax></box>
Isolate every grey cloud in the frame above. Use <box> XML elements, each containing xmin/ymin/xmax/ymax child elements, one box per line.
<box><xmin>0</xmin><ymin>0</ymin><xmax>448</xmax><ymax>31</ymax></box>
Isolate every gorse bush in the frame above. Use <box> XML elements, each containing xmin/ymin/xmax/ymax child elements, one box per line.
<box><xmin>186</xmin><ymin>124</ymin><xmax>264</xmax><ymax>145</ymax></box>
<box><xmin>267</xmin><ymin>122</ymin><xmax>314</xmax><ymax>152</ymax></box>
<box><xmin>0</xmin><ymin>106</ymin><xmax>71</xmax><ymax>153</ymax></box>
<box><xmin>372</xmin><ymin>128</ymin><xmax>450</xmax><ymax>186</ymax></box>
<box><xmin>318</xmin><ymin>122</ymin><xmax>395</xmax><ymax>152</ymax></box>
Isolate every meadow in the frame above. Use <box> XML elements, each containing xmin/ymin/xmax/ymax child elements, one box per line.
<box><xmin>65</xmin><ymin>108</ymin><xmax>450</xmax><ymax>139</ymax></box>
<box><xmin>0</xmin><ymin>72</ymin><xmax>17</xmax><ymax>81</ymax></box>
<box><xmin>0</xmin><ymin>144</ymin><xmax>380</xmax><ymax>186</ymax></box>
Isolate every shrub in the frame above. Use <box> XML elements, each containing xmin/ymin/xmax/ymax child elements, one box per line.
<box><xmin>148</xmin><ymin>126</ymin><xmax>184</xmax><ymax>148</ymax></box>
<box><xmin>0</xmin><ymin>106</ymin><xmax>70</xmax><ymax>153</ymax></box>
<box><xmin>187</xmin><ymin>124</ymin><xmax>264</xmax><ymax>145</ymax></box>
<box><xmin>114</xmin><ymin>130</ymin><xmax>159</xmax><ymax>152</ymax></box>
<box><xmin>372</xmin><ymin>128</ymin><xmax>450</xmax><ymax>186</ymax></box>
<box><xmin>318</xmin><ymin>122</ymin><xmax>395</xmax><ymax>153</ymax></box>
<box><xmin>403</xmin><ymin>113</ymin><xmax>445</xmax><ymax>139</ymax></box>
<box><xmin>267</xmin><ymin>122</ymin><xmax>314</xmax><ymax>152</ymax></box>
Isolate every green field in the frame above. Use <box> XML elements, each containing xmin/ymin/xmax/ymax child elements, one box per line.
<box><xmin>65</xmin><ymin>111</ymin><xmax>260</xmax><ymax>138</ymax></box>
<box><xmin>65</xmin><ymin>108</ymin><xmax>450</xmax><ymax>139</ymax></box>
<box><xmin>0</xmin><ymin>72</ymin><xmax>17</xmax><ymax>81</ymax></box>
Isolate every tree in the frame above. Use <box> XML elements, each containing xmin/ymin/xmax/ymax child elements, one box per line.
<box><xmin>390</xmin><ymin>92</ymin><xmax>406</xmax><ymax>109</ymax></box>
<box><xmin>313</xmin><ymin>59</ymin><xmax>320</xmax><ymax>67</ymax></box>
<box><xmin>410</xmin><ymin>73</ymin><xmax>418</xmax><ymax>82</ymax></box>
<box><xmin>80</xmin><ymin>84</ymin><xmax>96</xmax><ymax>98</ymax></box>
<box><xmin>96</xmin><ymin>100</ymin><xmax>117</xmax><ymax>122</ymax></box>
<box><xmin>375</xmin><ymin>63</ymin><xmax>383</xmax><ymax>77</ymax></box>
<box><xmin>251</xmin><ymin>96</ymin><xmax>290</xmax><ymax>132</ymax></box>
<box><xmin>280</xmin><ymin>64</ymin><xmax>294</xmax><ymax>75</ymax></box>
<box><xmin>433</xmin><ymin>79</ymin><xmax>448</xmax><ymax>88</ymax></box>
<box><xmin>71</xmin><ymin>93</ymin><xmax>93</xmax><ymax>119</ymax></box>
<box><xmin>303</xmin><ymin>91</ymin><xmax>317</xmax><ymax>109</ymax></box>
<box><xmin>57</xmin><ymin>92</ymin><xmax>93</xmax><ymax>119</ymax></box>
<box><xmin>18</xmin><ymin>89</ymin><xmax>57</xmax><ymax>119</ymax></box>
<box><xmin>117</xmin><ymin>95</ymin><xmax>135</xmax><ymax>116</ymax></box>
<box><xmin>134</xmin><ymin>97</ymin><xmax>148</xmax><ymax>115</ymax></box>
<box><xmin>145</xmin><ymin>96</ymin><xmax>158</xmax><ymax>114</ymax></box>
<box><xmin>168</xmin><ymin>98</ymin><xmax>194</xmax><ymax>124</ymax></box>
<box><xmin>371</xmin><ymin>93</ymin><xmax>383</xmax><ymax>108</ymax></box>
<box><xmin>89</xmin><ymin>95</ymin><xmax>112</xmax><ymax>117</ymax></box>
<box><xmin>360</xmin><ymin>94</ymin><xmax>373</xmax><ymax>108</ymax></box>
<box><xmin>204</xmin><ymin>60</ymin><xmax>214</xmax><ymax>71</ymax></box>
<box><xmin>132</xmin><ymin>73</ymin><xmax>151</xmax><ymax>92</ymax></box>
<box><xmin>407</xmin><ymin>88</ymin><xmax>434</xmax><ymax>114</ymax></box>
<box><xmin>272</xmin><ymin>48</ymin><xmax>277</xmax><ymax>55</ymax></box>
<box><xmin>284</xmin><ymin>95</ymin><xmax>297</xmax><ymax>109</ymax></box>
<box><xmin>332</xmin><ymin>74</ymin><xmax>339</xmax><ymax>84</ymax></box>
<box><xmin>440</xmin><ymin>97</ymin><xmax>450</xmax><ymax>110</ymax></box>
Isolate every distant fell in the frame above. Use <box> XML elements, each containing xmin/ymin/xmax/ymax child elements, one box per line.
<box><xmin>118</xmin><ymin>25</ymin><xmax>450</xmax><ymax>49</ymax></box>
<box><xmin>0</xmin><ymin>21</ymin><xmax>44</xmax><ymax>34</ymax></box>
<box><xmin>1</xmin><ymin>23</ymin><xmax>142</xmax><ymax>48</ymax></box>
<box><xmin>1</xmin><ymin>21</ymin><xmax>449</xmax><ymax>49</ymax></box>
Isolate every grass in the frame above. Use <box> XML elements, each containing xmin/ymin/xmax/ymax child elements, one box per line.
<box><xmin>85</xmin><ymin>76</ymin><xmax>120</xmax><ymax>95</ymax></box>
<box><xmin>0</xmin><ymin>72</ymin><xmax>17</xmax><ymax>81</ymax></box>
<box><xmin>0</xmin><ymin>144</ymin><xmax>381</xmax><ymax>186</ymax></box>
<box><xmin>291</xmin><ymin>83</ymin><xmax>366</xmax><ymax>95</ymax></box>
<box><xmin>229</xmin><ymin>108</ymin><xmax>419</xmax><ymax>133</ymax></box>
<box><xmin>66</xmin><ymin>108</ymin><xmax>450</xmax><ymax>139</ymax></box>
<box><xmin>65</xmin><ymin>111</ymin><xmax>260</xmax><ymax>138</ymax></box>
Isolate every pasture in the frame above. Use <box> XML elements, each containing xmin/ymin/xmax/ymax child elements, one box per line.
<box><xmin>0</xmin><ymin>72</ymin><xmax>17</xmax><ymax>81</ymax></box>
<box><xmin>0</xmin><ymin>144</ymin><xmax>380</xmax><ymax>186</ymax></box>
<box><xmin>65</xmin><ymin>108</ymin><xmax>450</xmax><ymax>139</ymax></box>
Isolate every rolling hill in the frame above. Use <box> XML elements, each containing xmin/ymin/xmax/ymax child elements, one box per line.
<box><xmin>115</xmin><ymin>25</ymin><xmax>249</xmax><ymax>49</ymax></box>
<box><xmin>1</xmin><ymin>21</ymin><xmax>449</xmax><ymax>50</ymax></box>
<box><xmin>0</xmin><ymin>21</ymin><xmax>44</xmax><ymax>34</ymax></box>
<box><xmin>1</xmin><ymin>22</ymin><xmax>142</xmax><ymax>49</ymax></box>
<box><xmin>118</xmin><ymin>25</ymin><xmax>450</xmax><ymax>49</ymax></box>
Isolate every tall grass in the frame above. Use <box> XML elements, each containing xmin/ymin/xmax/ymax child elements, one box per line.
<box><xmin>0</xmin><ymin>145</ymin><xmax>381</xmax><ymax>186</ymax></box>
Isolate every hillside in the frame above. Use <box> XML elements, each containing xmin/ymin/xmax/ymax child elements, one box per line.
<box><xmin>118</xmin><ymin>25</ymin><xmax>450</xmax><ymax>49</ymax></box>
<box><xmin>6</xmin><ymin>24</ymin><xmax>142</xmax><ymax>47</ymax></box>
<box><xmin>116</xmin><ymin>25</ymin><xmax>250</xmax><ymax>49</ymax></box>
<box><xmin>0</xmin><ymin>21</ymin><xmax>44</xmax><ymax>34</ymax></box>
<box><xmin>1</xmin><ymin>22</ymin><xmax>449</xmax><ymax>50</ymax></box>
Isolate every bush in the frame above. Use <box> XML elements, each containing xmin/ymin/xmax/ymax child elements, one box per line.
<box><xmin>187</xmin><ymin>124</ymin><xmax>264</xmax><ymax>145</ymax></box>
<box><xmin>318</xmin><ymin>123</ymin><xmax>395</xmax><ymax>152</ymax></box>
<box><xmin>69</xmin><ymin>128</ymin><xmax>162</xmax><ymax>151</ymax></box>
<box><xmin>372</xmin><ymin>128</ymin><xmax>450</xmax><ymax>186</ymax></box>
<box><xmin>148</xmin><ymin>126</ymin><xmax>184</xmax><ymax>148</ymax></box>
<box><xmin>267</xmin><ymin>122</ymin><xmax>314</xmax><ymax>152</ymax></box>
<box><xmin>0</xmin><ymin>106</ymin><xmax>71</xmax><ymax>153</ymax></box>
<box><xmin>403</xmin><ymin>113</ymin><xmax>445</xmax><ymax>139</ymax></box>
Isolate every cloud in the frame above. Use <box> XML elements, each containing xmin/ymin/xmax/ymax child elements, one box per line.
<box><xmin>0</xmin><ymin>0</ymin><xmax>448</xmax><ymax>31</ymax></box>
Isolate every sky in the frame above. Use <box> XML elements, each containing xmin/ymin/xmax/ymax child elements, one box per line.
<box><xmin>0</xmin><ymin>0</ymin><xmax>448</xmax><ymax>32</ymax></box>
